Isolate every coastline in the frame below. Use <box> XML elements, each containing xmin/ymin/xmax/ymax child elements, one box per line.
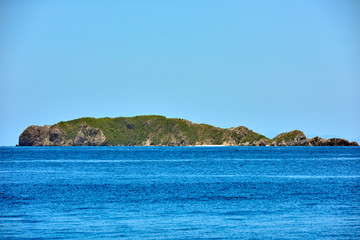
<box><xmin>17</xmin><ymin>116</ymin><xmax>359</xmax><ymax>147</ymax></box>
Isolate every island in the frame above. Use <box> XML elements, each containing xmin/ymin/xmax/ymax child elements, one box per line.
<box><xmin>18</xmin><ymin>115</ymin><xmax>358</xmax><ymax>147</ymax></box>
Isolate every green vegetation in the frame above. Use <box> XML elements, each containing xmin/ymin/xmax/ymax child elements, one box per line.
<box><xmin>56</xmin><ymin>115</ymin><xmax>268</xmax><ymax>146</ymax></box>
<box><xmin>240</xmin><ymin>133</ymin><xmax>269</xmax><ymax>144</ymax></box>
<box><xmin>273</xmin><ymin>130</ymin><xmax>302</xmax><ymax>144</ymax></box>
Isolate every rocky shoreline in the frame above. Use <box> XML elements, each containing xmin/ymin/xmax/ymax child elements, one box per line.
<box><xmin>18</xmin><ymin>116</ymin><xmax>358</xmax><ymax>147</ymax></box>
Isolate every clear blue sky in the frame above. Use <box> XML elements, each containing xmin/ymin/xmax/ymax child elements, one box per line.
<box><xmin>1</xmin><ymin>0</ymin><xmax>359</xmax><ymax>146</ymax></box>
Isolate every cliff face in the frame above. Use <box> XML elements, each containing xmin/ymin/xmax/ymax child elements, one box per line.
<box><xmin>18</xmin><ymin>115</ymin><xmax>358</xmax><ymax>146</ymax></box>
<box><xmin>271</xmin><ymin>130</ymin><xmax>309</xmax><ymax>146</ymax></box>
<box><xmin>19</xmin><ymin>124</ymin><xmax>107</xmax><ymax>146</ymax></box>
<box><xmin>309</xmin><ymin>136</ymin><xmax>358</xmax><ymax>146</ymax></box>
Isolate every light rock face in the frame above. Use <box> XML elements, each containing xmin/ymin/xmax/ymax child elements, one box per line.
<box><xmin>19</xmin><ymin>124</ymin><xmax>107</xmax><ymax>146</ymax></box>
<box><xmin>228</xmin><ymin>126</ymin><xmax>268</xmax><ymax>146</ymax></box>
<box><xmin>73</xmin><ymin>124</ymin><xmax>107</xmax><ymax>146</ymax></box>
<box><xmin>228</xmin><ymin>126</ymin><xmax>253</xmax><ymax>138</ymax></box>
<box><xmin>255</xmin><ymin>138</ymin><xmax>267</xmax><ymax>146</ymax></box>
<box><xmin>271</xmin><ymin>130</ymin><xmax>309</xmax><ymax>146</ymax></box>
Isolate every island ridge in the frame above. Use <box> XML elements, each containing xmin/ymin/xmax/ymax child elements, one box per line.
<box><xmin>18</xmin><ymin>115</ymin><xmax>358</xmax><ymax>147</ymax></box>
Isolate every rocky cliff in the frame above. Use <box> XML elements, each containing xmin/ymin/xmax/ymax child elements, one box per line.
<box><xmin>309</xmin><ymin>136</ymin><xmax>358</xmax><ymax>146</ymax></box>
<box><xmin>19</xmin><ymin>124</ymin><xmax>107</xmax><ymax>146</ymax></box>
<box><xmin>271</xmin><ymin>130</ymin><xmax>309</xmax><ymax>146</ymax></box>
<box><xmin>18</xmin><ymin>115</ymin><xmax>358</xmax><ymax>147</ymax></box>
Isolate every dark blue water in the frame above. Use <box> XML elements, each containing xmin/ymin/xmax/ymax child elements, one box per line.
<box><xmin>1</xmin><ymin>146</ymin><xmax>359</xmax><ymax>239</ymax></box>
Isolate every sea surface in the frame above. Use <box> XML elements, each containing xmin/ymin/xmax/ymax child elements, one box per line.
<box><xmin>0</xmin><ymin>146</ymin><xmax>359</xmax><ymax>239</ymax></box>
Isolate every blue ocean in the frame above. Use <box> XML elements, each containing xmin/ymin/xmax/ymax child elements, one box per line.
<box><xmin>1</xmin><ymin>146</ymin><xmax>359</xmax><ymax>239</ymax></box>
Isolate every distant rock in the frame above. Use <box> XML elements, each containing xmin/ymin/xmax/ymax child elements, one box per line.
<box><xmin>271</xmin><ymin>130</ymin><xmax>309</xmax><ymax>146</ymax></box>
<box><xmin>309</xmin><ymin>136</ymin><xmax>328</xmax><ymax>146</ymax></box>
<box><xmin>327</xmin><ymin>138</ymin><xmax>351</xmax><ymax>146</ymax></box>
<box><xmin>309</xmin><ymin>136</ymin><xmax>358</xmax><ymax>146</ymax></box>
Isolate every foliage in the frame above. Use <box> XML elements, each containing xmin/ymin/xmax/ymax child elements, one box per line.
<box><xmin>57</xmin><ymin>115</ymin><xmax>268</xmax><ymax>146</ymax></box>
<box><xmin>273</xmin><ymin>130</ymin><xmax>302</xmax><ymax>143</ymax></box>
<box><xmin>240</xmin><ymin>133</ymin><xmax>269</xmax><ymax>143</ymax></box>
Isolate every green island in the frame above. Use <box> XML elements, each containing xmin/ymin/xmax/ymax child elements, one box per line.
<box><xmin>18</xmin><ymin>115</ymin><xmax>358</xmax><ymax>146</ymax></box>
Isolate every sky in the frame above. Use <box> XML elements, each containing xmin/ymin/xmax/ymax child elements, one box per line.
<box><xmin>0</xmin><ymin>0</ymin><xmax>359</xmax><ymax>146</ymax></box>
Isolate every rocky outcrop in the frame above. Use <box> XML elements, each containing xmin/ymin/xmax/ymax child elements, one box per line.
<box><xmin>327</xmin><ymin>138</ymin><xmax>351</xmax><ymax>146</ymax></box>
<box><xmin>19</xmin><ymin>124</ymin><xmax>107</xmax><ymax>146</ymax></box>
<box><xmin>19</xmin><ymin>125</ymin><xmax>66</xmax><ymax>146</ymax></box>
<box><xmin>72</xmin><ymin>124</ymin><xmax>107</xmax><ymax>146</ymax></box>
<box><xmin>271</xmin><ymin>130</ymin><xmax>309</xmax><ymax>146</ymax></box>
<box><xmin>18</xmin><ymin>115</ymin><xmax>358</xmax><ymax>147</ymax></box>
<box><xmin>269</xmin><ymin>131</ymin><xmax>358</xmax><ymax>147</ymax></box>
<box><xmin>309</xmin><ymin>136</ymin><xmax>359</xmax><ymax>146</ymax></box>
<box><xmin>228</xmin><ymin>126</ymin><xmax>269</xmax><ymax>146</ymax></box>
<box><xmin>308</xmin><ymin>136</ymin><xmax>328</xmax><ymax>146</ymax></box>
<box><xmin>228</xmin><ymin>126</ymin><xmax>253</xmax><ymax>138</ymax></box>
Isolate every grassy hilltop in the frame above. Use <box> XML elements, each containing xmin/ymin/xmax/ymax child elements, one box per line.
<box><xmin>56</xmin><ymin>115</ymin><xmax>266</xmax><ymax>146</ymax></box>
